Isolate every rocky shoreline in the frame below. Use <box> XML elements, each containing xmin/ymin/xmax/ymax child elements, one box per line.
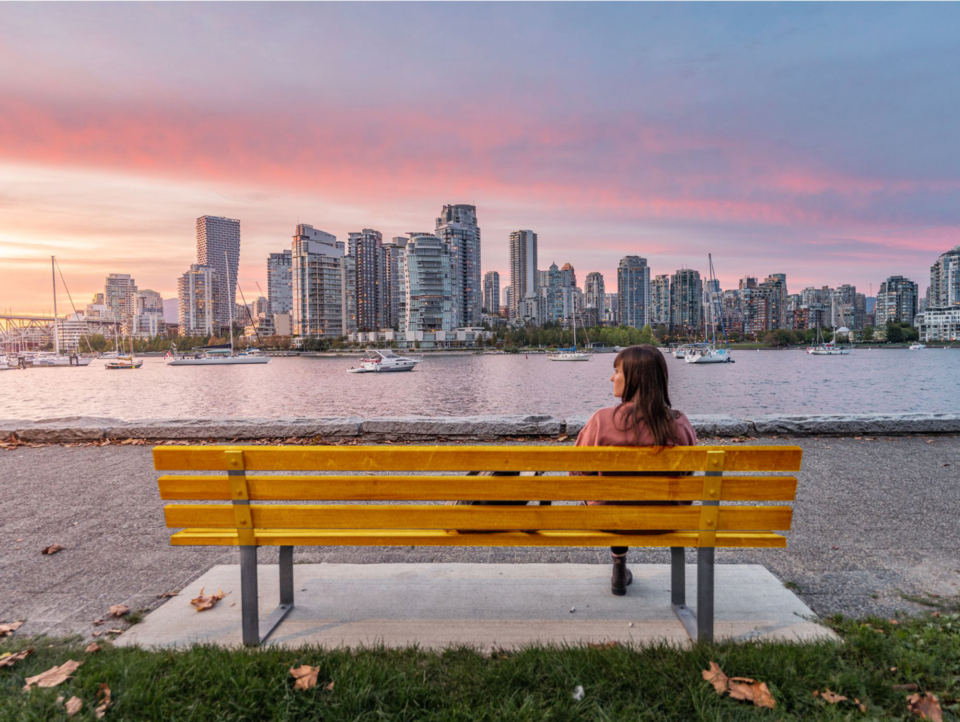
<box><xmin>3</xmin><ymin>412</ymin><xmax>960</xmax><ymax>443</ymax></box>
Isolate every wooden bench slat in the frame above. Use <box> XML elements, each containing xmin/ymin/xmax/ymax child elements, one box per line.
<box><xmin>158</xmin><ymin>474</ymin><xmax>798</xmax><ymax>501</ymax></box>
<box><xmin>169</xmin><ymin>528</ymin><xmax>788</xmax><ymax>548</ymax></box>
<box><xmin>153</xmin><ymin>445</ymin><xmax>803</xmax><ymax>473</ymax></box>
<box><xmin>164</xmin><ymin>504</ymin><xmax>792</xmax><ymax>531</ymax></box>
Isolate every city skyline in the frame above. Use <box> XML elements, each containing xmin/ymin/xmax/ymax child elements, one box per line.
<box><xmin>2</xmin><ymin>3</ymin><xmax>960</xmax><ymax>313</ymax></box>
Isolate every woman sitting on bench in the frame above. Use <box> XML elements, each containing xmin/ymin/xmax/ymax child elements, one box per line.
<box><xmin>574</xmin><ymin>344</ymin><xmax>698</xmax><ymax>596</ymax></box>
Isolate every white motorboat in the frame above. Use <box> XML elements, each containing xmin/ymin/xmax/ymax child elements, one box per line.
<box><xmin>349</xmin><ymin>349</ymin><xmax>419</xmax><ymax>372</ymax></box>
<box><xmin>908</xmin><ymin>343</ymin><xmax>926</xmax><ymax>351</ymax></box>
<box><xmin>684</xmin><ymin>347</ymin><xmax>733</xmax><ymax>364</ymax></box>
<box><xmin>0</xmin><ymin>354</ymin><xmax>19</xmax><ymax>370</ymax></box>
<box><xmin>673</xmin><ymin>344</ymin><xmax>705</xmax><ymax>359</ymax></box>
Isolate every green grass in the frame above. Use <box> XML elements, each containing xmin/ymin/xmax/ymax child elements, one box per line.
<box><xmin>2</xmin><ymin>613</ymin><xmax>958</xmax><ymax>721</ymax></box>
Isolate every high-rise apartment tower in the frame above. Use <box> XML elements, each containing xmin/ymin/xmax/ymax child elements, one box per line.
<box><xmin>267</xmin><ymin>250</ymin><xmax>293</xmax><ymax>315</ymax></box>
<box><xmin>483</xmin><ymin>271</ymin><xmax>500</xmax><ymax>315</ymax></box>
<box><xmin>196</xmin><ymin>215</ymin><xmax>241</xmax><ymax>331</ymax></box>
<box><xmin>617</xmin><ymin>256</ymin><xmax>651</xmax><ymax>329</ymax></box>
<box><xmin>509</xmin><ymin>230</ymin><xmax>538</xmax><ymax>322</ymax></box>
<box><xmin>436</xmin><ymin>204</ymin><xmax>481</xmax><ymax>327</ymax></box>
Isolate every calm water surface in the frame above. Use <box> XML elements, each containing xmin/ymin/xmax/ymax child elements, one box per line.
<box><xmin>1</xmin><ymin>350</ymin><xmax>958</xmax><ymax>420</ymax></box>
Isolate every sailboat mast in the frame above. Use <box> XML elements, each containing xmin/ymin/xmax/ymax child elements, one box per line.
<box><xmin>573</xmin><ymin>303</ymin><xmax>577</xmax><ymax>349</ymax></box>
<box><xmin>225</xmin><ymin>250</ymin><xmax>234</xmax><ymax>355</ymax></box>
<box><xmin>51</xmin><ymin>256</ymin><xmax>60</xmax><ymax>355</ymax></box>
<box><xmin>707</xmin><ymin>253</ymin><xmax>717</xmax><ymax>346</ymax></box>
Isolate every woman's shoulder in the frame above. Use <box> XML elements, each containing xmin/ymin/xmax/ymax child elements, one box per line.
<box><xmin>579</xmin><ymin>405</ymin><xmax>621</xmax><ymax>433</ymax></box>
<box><xmin>584</xmin><ymin>405</ymin><xmax>620</xmax><ymax>423</ymax></box>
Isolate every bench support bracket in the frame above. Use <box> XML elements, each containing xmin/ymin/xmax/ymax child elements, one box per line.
<box><xmin>228</xmin><ymin>449</ymin><xmax>296</xmax><ymax>646</ymax></box>
<box><xmin>238</xmin><ymin>545</ymin><xmax>297</xmax><ymax>646</ymax></box>
<box><xmin>670</xmin><ymin>546</ymin><xmax>699</xmax><ymax>639</ymax></box>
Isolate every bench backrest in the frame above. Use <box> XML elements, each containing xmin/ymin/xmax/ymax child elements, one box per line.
<box><xmin>156</xmin><ymin>445</ymin><xmax>801</xmax><ymax>545</ymax></box>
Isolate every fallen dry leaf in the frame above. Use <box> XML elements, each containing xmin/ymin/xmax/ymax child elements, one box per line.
<box><xmin>0</xmin><ymin>649</ymin><xmax>33</xmax><ymax>668</ymax></box>
<box><xmin>587</xmin><ymin>641</ymin><xmax>620</xmax><ymax>649</ymax></box>
<box><xmin>41</xmin><ymin>544</ymin><xmax>64</xmax><ymax>555</ymax></box>
<box><xmin>290</xmin><ymin>664</ymin><xmax>320</xmax><ymax>691</ymax></box>
<box><xmin>106</xmin><ymin>629</ymin><xmax>124</xmax><ymax>635</ymax></box>
<box><xmin>92</xmin><ymin>619</ymin><xmax>105</xmax><ymax>626</ymax></box>
<box><xmin>907</xmin><ymin>692</ymin><xmax>943</xmax><ymax>721</ymax></box>
<box><xmin>895</xmin><ymin>683</ymin><xmax>920</xmax><ymax>691</ymax></box>
<box><xmin>727</xmin><ymin>678</ymin><xmax>777</xmax><ymax>709</ymax></box>
<box><xmin>156</xmin><ymin>592</ymin><xmax>178</xmax><ymax>599</ymax></box>
<box><xmin>325</xmin><ymin>681</ymin><xmax>335</xmax><ymax>691</ymax></box>
<box><xmin>190</xmin><ymin>587</ymin><xmax>227</xmax><ymax>611</ymax></box>
<box><xmin>109</xmin><ymin>605</ymin><xmax>129</xmax><ymax>618</ymax></box>
<box><xmin>815</xmin><ymin>689</ymin><xmax>848</xmax><ymax>704</ymax></box>
<box><xmin>85</xmin><ymin>642</ymin><xmax>102</xmax><ymax>653</ymax></box>
<box><xmin>855</xmin><ymin>698</ymin><xmax>867</xmax><ymax>713</ymax></box>
<box><xmin>65</xmin><ymin>696</ymin><xmax>83</xmax><ymax>716</ymax></box>
<box><xmin>702</xmin><ymin>661</ymin><xmax>730</xmax><ymax>695</ymax></box>
<box><xmin>95</xmin><ymin>683</ymin><xmax>112</xmax><ymax>719</ymax></box>
<box><xmin>23</xmin><ymin>660</ymin><xmax>83</xmax><ymax>691</ymax></box>
<box><xmin>92</xmin><ymin>631</ymin><xmax>102</xmax><ymax>638</ymax></box>
<box><xmin>0</xmin><ymin>620</ymin><xmax>24</xmax><ymax>637</ymax></box>
<box><xmin>557</xmin><ymin>434</ymin><xmax>569</xmax><ymax>442</ymax></box>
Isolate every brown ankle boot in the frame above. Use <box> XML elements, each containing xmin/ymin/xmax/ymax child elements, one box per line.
<box><xmin>611</xmin><ymin>555</ymin><xmax>633</xmax><ymax>596</ymax></box>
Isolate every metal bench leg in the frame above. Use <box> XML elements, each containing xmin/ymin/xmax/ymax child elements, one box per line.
<box><xmin>279</xmin><ymin>546</ymin><xmax>294</xmax><ymax>605</ymax></box>
<box><xmin>257</xmin><ymin>546</ymin><xmax>296</xmax><ymax>645</ymax></box>
<box><xmin>240</xmin><ymin>545</ymin><xmax>260</xmax><ymax>646</ymax></box>
<box><xmin>697</xmin><ymin>546</ymin><xmax>715</xmax><ymax>643</ymax></box>
<box><xmin>670</xmin><ymin>546</ymin><xmax>697</xmax><ymax>639</ymax></box>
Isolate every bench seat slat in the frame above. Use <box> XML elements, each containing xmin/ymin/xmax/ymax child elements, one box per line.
<box><xmin>164</xmin><ymin>504</ymin><xmax>792</xmax><ymax>531</ymax></box>
<box><xmin>158</xmin><ymin>475</ymin><xmax>798</xmax><ymax>502</ymax></box>
<box><xmin>154</xmin><ymin>445</ymin><xmax>803</xmax><ymax>473</ymax></box>
<box><xmin>169</xmin><ymin>528</ymin><xmax>787</xmax><ymax>548</ymax></box>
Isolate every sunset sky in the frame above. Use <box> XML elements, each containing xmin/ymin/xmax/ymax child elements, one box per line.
<box><xmin>2</xmin><ymin>3</ymin><xmax>959</xmax><ymax>315</ymax></box>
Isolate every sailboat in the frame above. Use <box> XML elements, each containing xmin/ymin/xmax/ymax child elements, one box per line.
<box><xmin>548</xmin><ymin>305</ymin><xmax>591</xmax><ymax>361</ymax></box>
<box><xmin>168</xmin><ymin>252</ymin><xmax>269</xmax><ymax>366</ymax></box>
<box><xmin>27</xmin><ymin>257</ymin><xmax>94</xmax><ymax>367</ymax></box>
<box><xmin>685</xmin><ymin>255</ymin><xmax>733</xmax><ymax>364</ymax></box>
<box><xmin>806</xmin><ymin>320</ymin><xmax>850</xmax><ymax>355</ymax></box>
<box><xmin>105</xmin><ymin>328</ymin><xmax>142</xmax><ymax>369</ymax></box>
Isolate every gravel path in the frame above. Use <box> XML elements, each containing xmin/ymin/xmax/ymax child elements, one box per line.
<box><xmin>1</xmin><ymin>436</ymin><xmax>958</xmax><ymax>639</ymax></box>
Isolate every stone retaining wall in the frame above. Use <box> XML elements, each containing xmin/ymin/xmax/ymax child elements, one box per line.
<box><xmin>2</xmin><ymin>413</ymin><xmax>959</xmax><ymax>443</ymax></box>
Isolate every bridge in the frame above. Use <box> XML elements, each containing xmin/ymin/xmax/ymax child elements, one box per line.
<box><xmin>0</xmin><ymin>313</ymin><xmax>122</xmax><ymax>352</ymax></box>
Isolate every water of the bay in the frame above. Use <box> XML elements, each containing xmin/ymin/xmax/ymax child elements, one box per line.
<box><xmin>2</xmin><ymin>349</ymin><xmax>957</xmax><ymax>421</ymax></box>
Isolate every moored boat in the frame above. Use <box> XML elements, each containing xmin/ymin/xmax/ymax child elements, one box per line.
<box><xmin>684</xmin><ymin>255</ymin><xmax>733</xmax><ymax>365</ymax></box>
<box><xmin>548</xmin><ymin>307</ymin><xmax>592</xmax><ymax>361</ymax></box>
<box><xmin>105</xmin><ymin>357</ymin><xmax>143</xmax><ymax>370</ymax></box>
<box><xmin>684</xmin><ymin>347</ymin><xmax>733</xmax><ymax>364</ymax></box>
<box><xmin>348</xmin><ymin>349</ymin><xmax>419</xmax><ymax>373</ymax></box>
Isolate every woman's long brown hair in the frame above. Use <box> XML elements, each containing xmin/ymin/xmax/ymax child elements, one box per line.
<box><xmin>613</xmin><ymin>344</ymin><xmax>678</xmax><ymax>447</ymax></box>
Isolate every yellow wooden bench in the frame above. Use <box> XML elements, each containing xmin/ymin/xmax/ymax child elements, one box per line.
<box><xmin>155</xmin><ymin>444</ymin><xmax>802</xmax><ymax>646</ymax></box>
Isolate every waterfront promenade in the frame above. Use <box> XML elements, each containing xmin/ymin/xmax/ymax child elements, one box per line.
<box><xmin>1</xmin><ymin>432</ymin><xmax>957</xmax><ymax>640</ymax></box>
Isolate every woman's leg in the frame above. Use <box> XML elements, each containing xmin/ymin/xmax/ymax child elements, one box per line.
<box><xmin>610</xmin><ymin>547</ymin><xmax>632</xmax><ymax>595</ymax></box>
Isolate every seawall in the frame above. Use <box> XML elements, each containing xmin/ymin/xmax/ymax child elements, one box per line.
<box><xmin>2</xmin><ymin>413</ymin><xmax>960</xmax><ymax>443</ymax></box>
